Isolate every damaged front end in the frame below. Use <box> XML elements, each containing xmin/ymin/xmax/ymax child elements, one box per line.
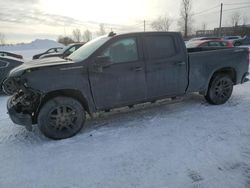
<box><xmin>3</xmin><ymin>77</ymin><xmax>41</xmax><ymax>131</ymax></box>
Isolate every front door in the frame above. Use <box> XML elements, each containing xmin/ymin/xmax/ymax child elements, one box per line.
<box><xmin>89</xmin><ymin>37</ymin><xmax>147</xmax><ymax>110</ymax></box>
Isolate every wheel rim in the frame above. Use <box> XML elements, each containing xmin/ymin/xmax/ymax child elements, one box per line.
<box><xmin>213</xmin><ymin>79</ymin><xmax>232</xmax><ymax>101</ymax></box>
<box><xmin>49</xmin><ymin>105</ymin><xmax>78</xmax><ymax>131</ymax></box>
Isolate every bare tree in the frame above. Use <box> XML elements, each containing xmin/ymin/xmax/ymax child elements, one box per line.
<box><xmin>82</xmin><ymin>29</ymin><xmax>92</xmax><ymax>42</ymax></box>
<box><xmin>230</xmin><ymin>12</ymin><xmax>241</xmax><ymax>27</ymax></box>
<box><xmin>0</xmin><ymin>33</ymin><xmax>6</xmax><ymax>45</ymax></box>
<box><xmin>242</xmin><ymin>14</ymin><xmax>248</xmax><ymax>26</ymax></box>
<box><xmin>151</xmin><ymin>16</ymin><xmax>173</xmax><ymax>31</ymax></box>
<box><xmin>178</xmin><ymin>0</ymin><xmax>193</xmax><ymax>37</ymax></box>
<box><xmin>97</xmin><ymin>23</ymin><xmax>106</xmax><ymax>36</ymax></box>
<box><xmin>57</xmin><ymin>35</ymin><xmax>74</xmax><ymax>45</ymax></box>
<box><xmin>72</xmin><ymin>28</ymin><xmax>82</xmax><ymax>42</ymax></box>
<box><xmin>202</xmin><ymin>22</ymin><xmax>207</xmax><ymax>31</ymax></box>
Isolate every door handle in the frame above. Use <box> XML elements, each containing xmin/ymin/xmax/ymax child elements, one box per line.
<box><xmin>175</xmin><ymin>61</ymin><xmax>185</xmax><ymax>66</ymax></box>
<box><xmin>102</xmin><ymin>63</ymin><xmax>112</xmax><ymax>68</ymax></box>
<box><xmin>133</xmin><ymin>67</ymin><xmax>143</xmax><ymax>72</ymax></box>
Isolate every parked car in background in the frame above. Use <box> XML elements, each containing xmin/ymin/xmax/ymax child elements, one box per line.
<box><xmin>234</xmin><ymin>35</ymin><xmax>250</xmax><ymax>46</ymax></box>
<box><xmin>0</xmin><ymin>51</ymin><xmax>23</xmax><ymax>59</ymax></box>
<box><xmin>0</xmin><ymin>56</ymin><xmax>24</xmax><ymax>92</ymax></box>
<box><xmin>186</xmin><ymin>40</ymin><xmax>233</xmax><ymax>48</ymax></box>
<box><xmin>223</xmin><ymin>36</ymin><xmax>241</xmax><ymax>41</ymax></box>
<box><xmin>189</xmin><ymin>37</ymin><xmax>221</xmax><ymax>41</ymax></box>
<box><xmin>39</xmin><ymin>43</ymin><xmax>84</xmax><ymax>59</ymax></box>
<box><xmin>32</xmin><ymin>47</ymin><xmax>63</xmax><ymax>60</ymax></box>
<box><xmin>3</xmin><ymin>31</ymin><xmax>249</xmax><ymax>139</ymax></box>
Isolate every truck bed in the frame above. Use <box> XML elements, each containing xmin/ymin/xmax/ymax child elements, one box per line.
<box><xmin>186</xmin><ymin>47</ymin><xmax>249</xmax><ymax>94</ymax></box>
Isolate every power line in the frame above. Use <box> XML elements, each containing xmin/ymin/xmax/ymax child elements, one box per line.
<box><xmin>223</xmin><ymin>5</ymin><xmax>250</xmax><ymax>12</ymax></box>
<box><xmin>224</xmin><ymin>2</ymin><xmax>250</xmax><ymax>6</ymax></box>
<box><xmin>191</xmin><ymin>5</ymin><xmax>250</xmax><ymax>17</ymax></box>
<box><xmin>192</xmin><ymin>5</ymin><xmax>220</xmax><ymax>16</ymax></box>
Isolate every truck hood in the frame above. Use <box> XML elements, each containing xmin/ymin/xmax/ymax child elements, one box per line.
<box><xmin>9</xmin><ymin>57</ymin><xmax>74</xmax><ymax>77</ymax></box>
<box><xmin>25</xmin><ymin>57</ymin><xmax>70</xmax><ymax>66</ymax></box>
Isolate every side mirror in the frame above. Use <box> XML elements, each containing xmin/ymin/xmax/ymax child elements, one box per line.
<box><xmin>95</xmin><ymin>56</ymin><xmax>111</xmax><ymax>65</ymax></box>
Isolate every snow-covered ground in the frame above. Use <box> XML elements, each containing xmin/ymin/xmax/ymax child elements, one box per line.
<box><xmin>0</xmin><ymin>47</ymin><xmax>250</xmax><ymax>188</ymax></box>
<box><xmin>0</xmin><ymin>80</ymin><xmax>250</xmax><ymax>188</ymax></box>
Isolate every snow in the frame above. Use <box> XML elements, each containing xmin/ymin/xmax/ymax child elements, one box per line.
<box><xmin>1</xmin><ymin>79</ymin><xmax>250</xmax><ymax>187</ymax></box>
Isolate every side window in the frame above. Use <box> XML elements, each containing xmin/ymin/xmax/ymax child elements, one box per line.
<box><xmin>68</xmin><ymin>46</ymin><xmax>76</xmax><ymax>53</ymax></box>
<box><xmin>65</xmin><ymin>46</ymin><xmax>77</xmax><ymax>56</ymax></box>
<box><xmin>48</xmin><ymin>49</ymin><xmax>56</xmax><ymax>53</ymax></box>
<box><xmin>145</xmin><ymin>35</ymin><xmax>177</xmax><ymax>60</ymax></box>
<box><xmin>220</xmin><ymin>42</ymin><xmax>227</xmax><ymax>46</ymax></box>
<box><xmin>200</xmin><ymin>42</ymin><xmax>209</xmax><ymax>47</ymax></box>
<box><xmin>208</xmin><ymin>42</ymin><xmax>220</xmax><ymax>47</ymax></box>
<box><xmin>102</xmin><ymin>38</ymin><xmax>138</xmax><ymax>63</ymax></box>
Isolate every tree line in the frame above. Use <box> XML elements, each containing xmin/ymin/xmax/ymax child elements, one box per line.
<box><xmin>58</xmin><ymin>23</ymin><xmax>106</xmax><ymax>45</ymax></box>
<box><xmin>151</xmin><ymin>0</ymin><xmax>249</xmax><ymax>38</ymax></box>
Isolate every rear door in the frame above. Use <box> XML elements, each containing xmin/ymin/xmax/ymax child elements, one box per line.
<box><xmin>89</xmin><ymin>36</ymin><xmax>147</xmax><ymax>110</ymax></box>
<box><xmin>143</xmin><ymin>34</ymin><xmax>188</xmax><ymax>98</ymax></box>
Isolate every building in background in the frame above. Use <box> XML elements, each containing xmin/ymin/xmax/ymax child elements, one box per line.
<box><xmin>196</xmin><ymin>24</ymin><xmax>250</xmax><ymax>37</ymax></box>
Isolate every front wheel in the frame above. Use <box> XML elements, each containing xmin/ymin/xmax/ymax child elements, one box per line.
<box><xmin>38</xmin><ymin>96</ymin><xmax>85</xmax><ymax>139</ymax></box>
<box><xmin>205</xmin><ymin>74</ymin><xmax>233</xmax><ymax>105</ymax></box>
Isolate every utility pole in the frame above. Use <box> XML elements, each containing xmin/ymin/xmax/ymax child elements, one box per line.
<box><xmin>219</xmin><ymin>3</ymin><xmax>223</xmax><ymax>36</ymax></box>
<box><xmin>144</xmin><ymin>20</ymin><xmax>146</xmax><ymax>32</ymax></box>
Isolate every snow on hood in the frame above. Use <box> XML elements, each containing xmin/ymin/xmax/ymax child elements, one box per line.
<box><xmin>9</xmin><ymin>57</ymin><xmax>74</xmax><ymax>77</ymax></box>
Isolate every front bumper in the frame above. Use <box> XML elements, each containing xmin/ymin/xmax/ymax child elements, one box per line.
<box><xmin>7</xmin><ymin>98</ymin><xmax>33</xmax><ymax>131</ymax></box>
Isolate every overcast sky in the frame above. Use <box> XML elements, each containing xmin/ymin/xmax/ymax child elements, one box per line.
<box><xmin>0</xmin><ymin>0</ymin><xmax>250</xmax><ymax>43</ymax></box>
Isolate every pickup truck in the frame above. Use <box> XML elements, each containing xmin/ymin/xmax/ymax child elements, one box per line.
<box><xmin>2</xmin><ymin>32</ymin><xmax>249</xmax><ymax>139</ymax></box>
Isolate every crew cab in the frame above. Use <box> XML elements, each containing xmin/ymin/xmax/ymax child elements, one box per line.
<box><xmin>3</xmin><ymin>32</ymin><xmax>249</xmax><ymax>139</ymax></box>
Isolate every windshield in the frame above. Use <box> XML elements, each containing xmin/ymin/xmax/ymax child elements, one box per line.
<box><xmin>69</xmin><ymin>36</ymin><xmax>110</xmax><ymax>62</ymax></box>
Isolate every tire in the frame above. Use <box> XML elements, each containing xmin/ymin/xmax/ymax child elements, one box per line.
<box><xmin>205</xmin><ymin>74</ymin><xmax>233</xmax><ymax>105</ymax></box>
<box><xmin>234</xmin><ymin>41</ymin><xmax>241</xmax><ymax>46</ymax></box>
<box><xmin>38</xmin><ymin>96</ymin><xmax>85</xmax><ymax>139</ymax></box>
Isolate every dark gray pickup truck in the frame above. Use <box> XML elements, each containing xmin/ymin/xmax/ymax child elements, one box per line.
<box><xmin>3</xmin><ymin>32</ymin><xmax>249</xmax><ymax>139</ymax></box>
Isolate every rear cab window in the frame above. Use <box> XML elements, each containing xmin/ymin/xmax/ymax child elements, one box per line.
<box><xmin>143</xmin><ymin>35</ymin><xmax>178</xmax><ymax>60</ymax></box>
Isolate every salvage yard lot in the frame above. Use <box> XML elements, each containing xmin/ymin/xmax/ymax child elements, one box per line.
<box><xmin>0</xmin><ymin>77</ymin><xmax>250</xmax><ymax>188</ymax></box>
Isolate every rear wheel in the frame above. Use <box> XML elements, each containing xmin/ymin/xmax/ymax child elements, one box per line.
<box><xmin>38</xmin><ymin>96</ymin><xmax>85</xmax><ymax>139</ymax></box>
<box><xmin>234</xmin><ymin>41</ymin><xmax>241</xmax><ymax>46</ymax></box>
<box><xmin>205</xmin><ymin>74</ymin><xmax>233</xmax><ymax>105</ymax></box>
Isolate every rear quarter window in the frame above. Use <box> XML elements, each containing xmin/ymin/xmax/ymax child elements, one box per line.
<box><xmin>145</xmin><ymin>35</ymin><xmax>177</xmax><ymax>60</ymax></box>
